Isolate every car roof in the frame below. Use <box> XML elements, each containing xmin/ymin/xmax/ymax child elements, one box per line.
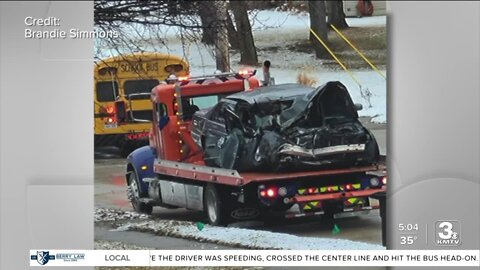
<box><xmin>226</xmin><ymin>83</ymin><xmax>315</xmax><ymax>104</ymax></box>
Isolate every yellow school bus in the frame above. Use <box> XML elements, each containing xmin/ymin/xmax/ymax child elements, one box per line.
<box><xmin>94</xmin><ymin>52</ymin><xmax>189</xmax><ymax>156</ymax></box>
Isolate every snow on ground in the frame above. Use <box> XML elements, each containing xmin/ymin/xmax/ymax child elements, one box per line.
<box><xmin>252</xmin><ymin>10</ymin><xmax>386</xmax><ymax>31</ymax></box>
<box><xmin>271</xmin><ymin>69</ymin><xmax>387</xmax><ymax>123</ymax></box>
<box><xmin>97</xmin><ymin>11</ymin><xmax>387</xmax><ymax>123</ymax></box>
<box><xmin>113</xmin><ymin>220</ymin><xmax>384</xmax><ymax>250</ymax></box>
<box><xmin>133</xmin><ymin>40</ymin><xmax>387</xmax><ymax>123</ymax></box>
<box><xmin>95</xmin><ymin>207</ymin><xmax>150</xmax><ymax>222</ymax></box>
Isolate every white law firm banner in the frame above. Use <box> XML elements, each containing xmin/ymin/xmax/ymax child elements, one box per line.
<box><xmin>30</xmin><ymin>249</ymin><xmax>480</xmax><ymax>267</ymax></box>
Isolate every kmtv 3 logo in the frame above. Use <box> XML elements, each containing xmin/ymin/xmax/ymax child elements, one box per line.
<box><xmin>31</xmin><ymin>251</ymin><xmax>55</xmax><ymax>265</ymax></box>
<box><xmin>435</xmin><ymin>220</ymin><xmax>461</xmax><ymax>246</ymax></box>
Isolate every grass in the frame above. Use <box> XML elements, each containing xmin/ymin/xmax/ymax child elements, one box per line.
<box><xmin>267</xmin><ymin>26</ymin><xmax>387</xmax><ymax>70</ymax></box>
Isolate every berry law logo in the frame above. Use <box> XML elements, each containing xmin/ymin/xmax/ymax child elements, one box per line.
<box><xmin>435</xmin><ymin>220</ymin><xmax>461</xmax><ymax>246</ymax></box>
<box><xmin>31</xmin><ymin>251</ymin><xmax>55</xmax><ymax>265</ymax></box>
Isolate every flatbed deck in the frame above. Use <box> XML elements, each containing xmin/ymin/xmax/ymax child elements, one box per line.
<box><xmin>154</xmin><ymin>158</ymin><xmax>386</xmax><ymax>186</ymax></box>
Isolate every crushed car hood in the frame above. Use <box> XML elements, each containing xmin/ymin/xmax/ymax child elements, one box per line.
<box><xmin>227</xmin><ymin>82</ymin><xmax>358</xmax><ymax>130</ymax></box>
<box><xmin>279</xmin><ymin>82</ymin><xmax>358</xmax><ymax>130</ymax></box>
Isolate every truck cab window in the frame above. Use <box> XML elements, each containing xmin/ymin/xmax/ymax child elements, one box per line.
<box><xmin>155</xmin><ymin>103</ymin><xmax>167</xmax><ymax>120</ymax></box>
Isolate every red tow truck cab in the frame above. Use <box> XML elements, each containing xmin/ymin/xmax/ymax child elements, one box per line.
<box><xmin>125</xmin><ymin>70</ymin><xmax>386</xmax><ymax>226</ymax></box>
<box><xmin>149</xmin><ymin>71</ymin><xmax>260</xmax><ymax>164</ymax></box>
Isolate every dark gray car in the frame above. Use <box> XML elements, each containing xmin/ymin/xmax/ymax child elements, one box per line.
<box><xmin>191</xmin><ymin>82</ymin><xmax>380</xmax><ymax>172</ymax></box>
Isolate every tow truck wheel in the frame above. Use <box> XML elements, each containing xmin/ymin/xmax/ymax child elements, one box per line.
<box><xmin>204</xmin><ymin>184</ymin><xmax>228</xmax><ymax>226</ymax></box>
<box><xmin>127</xmin><ymin>172</ymin><xmax>153</xmax><ymax>215</ymax></box>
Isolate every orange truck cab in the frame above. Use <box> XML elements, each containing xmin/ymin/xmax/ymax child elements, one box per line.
<box><xmin>148</xmin><ymin>71</ymin><xmax>259</xmax><ymax>164</ymax></box>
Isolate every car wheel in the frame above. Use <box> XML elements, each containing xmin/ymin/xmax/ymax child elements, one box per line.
<box><xmin>204</xmin><ymin>184</ymin><xmax>228</xmax><ymax>226</ymax></box>
<box><xmin>127</xmin><ymin>172</ymin><xmax>153</xmax><ymax>215</ymax></box>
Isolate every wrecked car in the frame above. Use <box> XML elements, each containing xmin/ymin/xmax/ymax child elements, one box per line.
<box><xmin>191</xmin><ymin>82</ymin><xmax>380</xmax><ymax>172</ymax></box>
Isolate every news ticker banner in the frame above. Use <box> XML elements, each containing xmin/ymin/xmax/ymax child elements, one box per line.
<box><xmin>29</xmin><ymin>249</ymin><xmax>479</xmax><ymax>267</ymax></box>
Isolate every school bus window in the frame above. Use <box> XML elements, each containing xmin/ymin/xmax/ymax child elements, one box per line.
<box><xmin>96</xmin><ymin>81</ymin><xmax>118</xmax><ymax>102</ymax></box>
<box><xmin>124</xmin><ymin>79</ymin><xmax>159</xmax><ymax>100</ymax></box>
<box><xmin>164</xmin><ymin>64</ymin><xmax>183</xmax><ymax>73</ymax></box>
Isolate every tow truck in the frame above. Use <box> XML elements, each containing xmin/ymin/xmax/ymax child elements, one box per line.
<box><xmin>122</xmin><ymin>71</ymin><xmax>387</xmax><ymax>225</ymax></box>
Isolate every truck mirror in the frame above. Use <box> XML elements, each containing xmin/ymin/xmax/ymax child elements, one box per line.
<box><xmin>354</xmin><ymin>103</ymin><xmax>363</xmax><ymax>111</ymax></box>
<box><xmin>158</xmin><ymin>116</ymin><xmax>169</xmax><ymax>130</ymax></box>
<box><xmin>114</xmin><ymin>101</ymin><xmax>127</xmax><ymax>122</ymax></box>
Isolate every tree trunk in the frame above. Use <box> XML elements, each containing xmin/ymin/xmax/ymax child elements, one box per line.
<box><xmin>226</xmin><ymin>12</ymin><xmax>239</xmax><ymax>50</ymax></box>
<box><xmin>199</xmin><ymin>1</ymin><xmax>216</xmax><ymax>45</ymax></box>
<box><xmin>230</xmin><ymin>0</ymin><xmax>258</xmax><ymax>66</ymax></box>
<box><xmin>327</xmin><ymin>1</ymin><xmax>349</xmax><ymax>29</ymax></box>
<box><xmin>308</xmin><ymin>0</ymin><xmax>329</xmax><ymax>59</ymax></box>
<box><xmin>213</xmin><ymin>1</ymin><xmax>230</xmax><ymax>72</ymax></box>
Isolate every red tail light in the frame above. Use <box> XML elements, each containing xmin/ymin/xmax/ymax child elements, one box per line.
<box><xmin>106</xmin><ymin>105</ymin><xmax>114</xmax><ymax>114</ymax></box>
<box><xmin>266</xmin><ymin>188</ymin><xmax>276</xmax><ymax>198</ymax></box>
<box><xmin>345</xmin><ymin>184</ymin><xmax>352</xmax><ymax>190</ymax></box>
<box><xmin>107</xmin><ymin>117</ymin><xmax>114</xmax><ymax>123</ymax></box>
<box><xmin>259</xmin><ymin>186</ymin><xmax>277</xmax><ymax>198</ymax></box>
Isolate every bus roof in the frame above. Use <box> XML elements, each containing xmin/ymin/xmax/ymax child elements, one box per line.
<box><xmin>94</xmin><ymin>52</ymin><xmax>188</xmax><ymax>67</ymax></box>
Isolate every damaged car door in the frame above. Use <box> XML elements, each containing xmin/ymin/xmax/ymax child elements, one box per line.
<box><xmin>203</xmin><ymin>101</ymin><xmax>242</xmax><ymax>169</ymax></box>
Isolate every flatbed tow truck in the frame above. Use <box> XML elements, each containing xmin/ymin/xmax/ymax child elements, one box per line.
<box><xmin>123</xmin><ymin>71</ymin><xmax>387</xmax><ymax>225</ymax></box>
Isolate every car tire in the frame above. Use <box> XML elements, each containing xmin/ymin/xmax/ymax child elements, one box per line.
<box><xmin>204</xmin><ymin>184</ymin><xmax>228</xmax><ymax>226</ymax></box>
<box><xmin>127</xmin><ymin>172</ymin><xmax>153</xmax><ymax>215</ymax></box>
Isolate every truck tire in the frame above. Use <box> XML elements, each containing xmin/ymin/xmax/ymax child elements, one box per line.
<box><xmin>204</xmin><ymin>184</ymin><xmax>228</xmax><ymax>226</ymax></box>
<box><xmin>127</xmin><ymin>172</ymin><xmax>153</xmax><ymax>215</ymax></box>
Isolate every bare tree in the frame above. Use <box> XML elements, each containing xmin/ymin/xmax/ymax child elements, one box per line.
<box><xmin>213</xmin><ymin>1</ymin><xmax>230</xmax><ymax>72</ymax></box>
<box><xmin>94</xmin><ymin>1</ymin><xmax>203</xmax><ymax>58</ymax></box>
<box><xmin>94</xmin><ymin>1</ymin><xmax>199</xmax><ymax>29</ymax></box>
<box><xmin>327</xmin><ymin>1</ymin><xmax>349</xmax><ymax>29</ymax></box>
<box><xmin>198</xmin><ymin>2</ymin><xmax>239</xmax><ymax>49</ymax></box>
<box><xmin>198</xmin><ymin>1</ymin><xmax>216</xmax><ymax>45</ymax></box>
<box><xmin>230</xmin><ymin>0</ymin><xmax>258</xmax><ymax>65</ymax></box>
<box><xmin>308</xmin><ymin>0</ymin><xmax>329</xmax><ymax>58</ymax></box>
<box><xmin>226</xmin><ymin>12</ymin><xmax>239</xmax><ymax>49</ymax></box>
<box><xmin>95</xmin><ymin>0</ymin><xmax>235</xmax><ymax>72</ymax></box>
